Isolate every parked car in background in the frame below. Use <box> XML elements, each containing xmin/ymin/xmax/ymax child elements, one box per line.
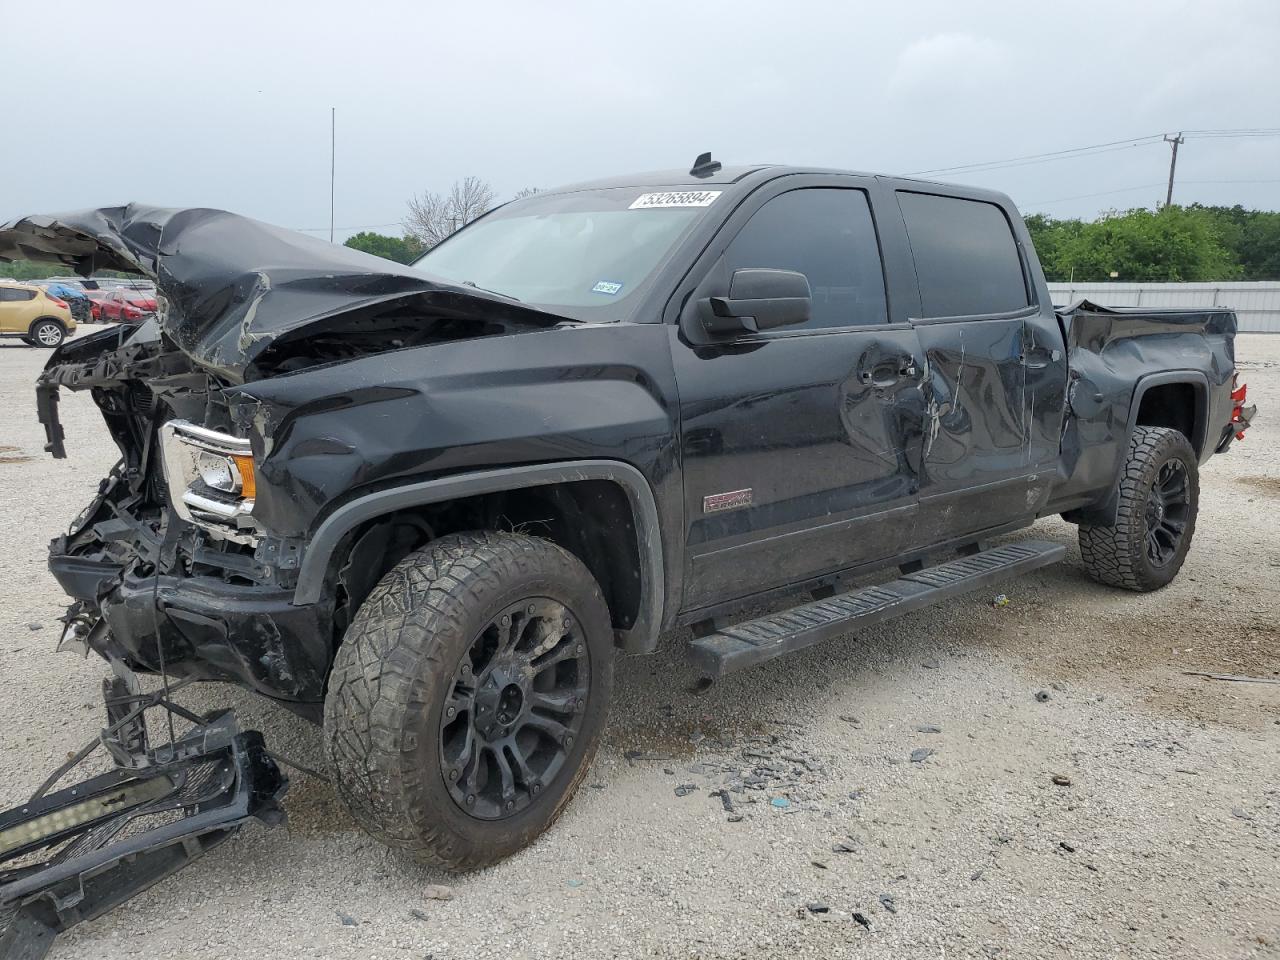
<box><xmin>96</xmin><ymin>288</ymin><xmax>158</xmax><ymax>324</ymax></box>
<box><xmin>83</xmin><ymin>288</ymin><xmax>110</xmax><ymax>320</ymax></box>
<box><xmin>0</xmin><ymin>282</ymin><xmax>75</xmax><ymax>346</ymax></box>
<box><xmin>40</xmin><ymin>282</ymin><xmax>93</xmax><ymax>324</ymax></box>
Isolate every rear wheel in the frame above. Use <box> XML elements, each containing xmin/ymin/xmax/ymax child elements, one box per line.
<box><xmin>29</xmin><ymin>319</ymin><xmax>65</xmax><ymax>348</ymax></box>
<box><xmin>324</xmin><ymin>531</ymin><xmax>614</xmax><ymax>870</ymax></box>
<box><xmin>1078</xmin><ymin>425</ymin><xmax>1199</xmax><ymax>591</ymax></box>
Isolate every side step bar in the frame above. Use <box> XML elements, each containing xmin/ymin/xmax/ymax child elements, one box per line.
<box><xmin>689</xmin><ymin>540</ymin><xmax>1066</xmax><ymax>677</ymax></box>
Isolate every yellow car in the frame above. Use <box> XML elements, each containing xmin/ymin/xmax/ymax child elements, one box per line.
<box><xmin>0</xmin><ymin>282</ymin><xmax>76</xmax><ymax>347</ymax></box>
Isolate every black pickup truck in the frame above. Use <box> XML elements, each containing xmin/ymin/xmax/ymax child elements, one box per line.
<box><xmin>0</xmin><ymin>157</ymin><xmax>1256</xmax><ymax>909</ymax></box>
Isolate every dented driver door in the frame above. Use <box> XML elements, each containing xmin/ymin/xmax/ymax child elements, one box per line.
<box><xmin>669</xmin><ymin>180</ymin><xmax>927</xmax><ymax>612</ymax></box>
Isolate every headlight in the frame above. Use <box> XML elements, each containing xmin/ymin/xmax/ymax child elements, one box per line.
<box><xmin>194</xmin><ymin>450</ymin><xmax>257</xmax><ymax>497</ymax></box>
<box><xmin>159</xmin><ymin>420</ymin><xmax>259</xmax><ymax>543</ymax></box>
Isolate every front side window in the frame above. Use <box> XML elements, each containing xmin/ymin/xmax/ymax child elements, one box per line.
<box><xmin>412</xmin><ymin>187</ymin><xmax>720</xmax><ymax>321</ymax></box>
<box><xmin>897</xmin><ymin>192</ymin><xmax>1029</xmax><ymax>318</ymax></box>
<box><xmin>724</xmin><ymin>188</ymin><xmax>888</xmax><ymax>329</ymax></box>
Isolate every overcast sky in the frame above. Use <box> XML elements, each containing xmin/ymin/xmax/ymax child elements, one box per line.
<box><xmin>3</xmin><ymin>0</ymin><xmax>1277</xmax><ymax>241</ymax></box>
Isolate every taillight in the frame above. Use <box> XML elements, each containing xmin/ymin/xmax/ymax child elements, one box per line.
<box><xmin>49</xmin><ymin>296</ymin><xmax>68</xmax><ymax>308</ymax></box>
<box><xmin>1230</xmin><ymin>374</ymin><xmax>1250</xmax><ymax>441</ymax></box>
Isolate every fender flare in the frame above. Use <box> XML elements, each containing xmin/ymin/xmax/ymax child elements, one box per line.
<box><xmin>1070</xmin><ymin>369</ymin><xmax>1209</xmax><ymax>527</ymax></box>
<box><xmin>1126</xmin><ymin>370</ymin><xmax>1210</xmax><ymax>458</ymax></box>
<box><xmin>291</xmin><ymin>459</ymin><xmax>665</xmax><ymax>653</ymax></box>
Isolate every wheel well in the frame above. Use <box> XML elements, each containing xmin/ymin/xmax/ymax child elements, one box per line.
<box><xmin>1134</xmin><ymin>381</ymin><xmax>1203</xmax><ymax>455</ymax></box>
<box><xmin>328</xmin><ymin>479</ymin><xmax>644</xmax><ymax>645</ymax></box>
<box><xmin>29</xmin><ymin>316</ymin><xmax>65</xmax><ymax>332</ymax></box>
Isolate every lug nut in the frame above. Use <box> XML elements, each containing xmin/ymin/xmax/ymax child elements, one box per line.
<box><xmin>527</xmin><ymin>604</ymin><xmax>536</xmax><ymax>614</ymax></box>
<box><xmin>461</xmin><ymin>664</ymin><xmax>471</xmax><ymax>676</ymax></box>
<box><xmin>449</xmin><ymin>769</ymin><xmax>459</xmax><ymax>781</ymax></box>
<box><xmin>505</xmin><ymin>800</ymin><xmax>515</xmax><ymax>811</ymax></box>
<box><xmin>564</xmin><ymin>734</ymin><xmax>574</xmax><ymax>748</ymax></box>
<box><xmin>466</xmin><ymin>794</ymin><xmax>475</xmax><ymax>806</ymax></box>
<box><xmin>445</xmin><ymin>706</ymin><xmax>455</xmax><ymax>718</ymax></box>
<box><xmin>532</xmin><ymin>783</ymin><xmax>541</xmax><ymax>795</ymax></box>
<box><xmin>501</xmin><ymin>615</ymin><xmax>510</xmax><ymax>626</ymax></box>
<box><xmin>563</xmin><ymin>616</ymin><xmax>573</xmax><ymax>628</ymax></box>
<box><xmin>576</xmin><ymin>644</ymin><xmax>584</xmax><ymax>655</ymax></box>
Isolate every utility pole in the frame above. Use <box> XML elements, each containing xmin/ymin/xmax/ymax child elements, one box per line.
<box><xmin>329</xmin><ymin>107</ymin><xmax>336</xmax><ymax>243</ymax></box>
<box><xmin>1163</xmin><ymin>132</ymin><xmax>1184</xmax><ymax>208</ymax></box>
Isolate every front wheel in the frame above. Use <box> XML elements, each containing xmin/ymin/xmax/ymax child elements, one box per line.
<box><xmin>323</xmin><ymin>531</ymin><xmax>614</xmax><ymax>870</ymax></box>
<box><xmin>1078</xmin><ymin>425</ymin><xmax>1199</xmax><ymax>591</ymax></box>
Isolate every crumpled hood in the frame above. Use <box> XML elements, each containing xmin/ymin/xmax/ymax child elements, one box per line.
<box><xmin>0</xmin><ymin>203</ymin><xmax>570</xmax><ymax>381</ymax></box>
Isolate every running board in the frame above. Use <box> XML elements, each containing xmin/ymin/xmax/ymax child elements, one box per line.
<box><xmin>689</xmin><ymin>540</ymin><xmax>1066</xmax><ymax>677</ymax></box>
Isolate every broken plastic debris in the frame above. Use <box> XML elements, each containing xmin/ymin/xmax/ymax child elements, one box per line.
<box><xmin>991</xmin><ymin>594</ymin><xmax>1009</xmax><ymax>608</ymax></box>
<box><xmin>771</xmin><ymin>796</ymin><xmax>791</xmax><ymax>809</ymax></box>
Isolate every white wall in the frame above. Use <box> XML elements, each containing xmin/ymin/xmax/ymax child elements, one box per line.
<box><xmin>1046</xmin><ymin>282</ymin><xmax>1280</xmax><ymax>333</ymax></box>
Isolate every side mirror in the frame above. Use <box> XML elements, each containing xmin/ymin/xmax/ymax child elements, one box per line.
<box><xmin>699</xmin><ymin>268</ymin><xmax>811</xmax><ymax>336</ymax></box>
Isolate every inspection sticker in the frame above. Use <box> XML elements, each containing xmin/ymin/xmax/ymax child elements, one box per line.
<box><xmin>628</xmin><ymin>190</ymin><xmax>722</xmax><ymax>210</ymax></box>
<box><xmin>591</xmin><ymin>280</ymin><xmax>624</xmax><ymax>295</ymax></box>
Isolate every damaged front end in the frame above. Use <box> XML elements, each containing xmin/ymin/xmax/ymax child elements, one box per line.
<box><xmin>5</xmin><ymin>204</ymin><xmax>574</xmax><ymax>710</ymax></box>
<box><xmin>36</xmin><ymin>322</ymin><xmax>335</xmax><ymax>707</ymax></box>
<box><xmin>0</xmin><ymin>666</ymin><xmax>286</xmax><ymax>959</ymax></box>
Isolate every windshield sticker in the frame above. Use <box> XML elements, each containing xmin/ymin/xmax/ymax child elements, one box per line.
<box><xmin>628</xmin><ymin>191</ymin><xmax>722</xmax><ymax>210</ymax></box>
<box><xmin>591</xmin><ymin>280</ymin><xmax>624</xmax><ymax>296</ymax></box>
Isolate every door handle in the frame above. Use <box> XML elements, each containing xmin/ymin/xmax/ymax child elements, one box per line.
<box><xmin>860</xmin><ymin>359</ymin><xmax>919</xmax><ymax>388</ymax></box>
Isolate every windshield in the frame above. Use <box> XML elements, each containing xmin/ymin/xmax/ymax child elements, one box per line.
<box><xmin>411</xmin><ymin>187</ymin><xmax>722</xmax><ymax>321</ymax></box>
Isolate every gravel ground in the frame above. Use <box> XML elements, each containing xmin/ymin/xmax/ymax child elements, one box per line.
<box><xmin>1</xmin><ymin>328</ymin><xmax>1277</xmax><ymax>959</ymax></box>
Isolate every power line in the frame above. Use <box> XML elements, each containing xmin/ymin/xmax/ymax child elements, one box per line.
<box><xmin>909</xmin><ymin>129</ymin><xmax>1280</xmax><ymax>178</ymax></box>
<box><xmin>1023</xmin><ymin>183</ymin><xmax>1164</xmax><ymax>207</ymax></box>
<box><xmin>908</xmin><ymin>135</ymin><xmax>1164</xmax><ymax>176</ymax></box>
<box><xmin>1023</xmin><ymin>178</ymin><xmax>1280</xmax><ymax>208</ymax></box>
<box><xmin>294</xmin><ymin>221</ymin><xmax>404</xmax><ymax>233</ymax></box>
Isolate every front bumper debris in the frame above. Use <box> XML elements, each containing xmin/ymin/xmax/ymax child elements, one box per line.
<box><xmin>0</xmin><ymin>669</ymin><xmax>287</xmax><ymax>959</ymax></box>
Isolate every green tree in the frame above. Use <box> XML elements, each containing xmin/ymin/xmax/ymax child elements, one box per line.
<box><xmin>343</xmin><ymin>231</ymin><xmax>426</xmax><ymax>265</ymax></box>
<box><xmin>1023</xmin><ymin>213</ymin><xmax>1085</xmax><ymax>281</ymax></box>
<box><xmin>1053</xmin><ymin>206</ymin><xmax>1240</xmax><ymax>282</ymax></box>
<box><xmin>1188</xmin><ymin>204</ymin><xmax>1280</xmax><ymax>280</ymax></box>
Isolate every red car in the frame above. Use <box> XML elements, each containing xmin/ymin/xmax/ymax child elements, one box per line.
<box><xmin>93</xmin><ymin>288</ymin><xmax>158</xmax><ymax>323</ymax></box>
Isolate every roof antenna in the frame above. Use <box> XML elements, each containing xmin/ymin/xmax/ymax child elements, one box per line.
<box><xmin>689</xmin><ymin>152</ymin><xmax>722</xmax><ymax>178</ymax></box>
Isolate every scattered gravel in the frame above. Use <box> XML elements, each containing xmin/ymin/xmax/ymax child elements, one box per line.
<box><xmin>0</xmin><ymin>330</ymin><xmax>1277</xmax><ymax>959</ymax></box>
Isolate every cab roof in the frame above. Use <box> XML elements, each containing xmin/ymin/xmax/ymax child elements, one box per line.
<box><xmin>546</xmin><ymin>163</ymin><xmax>1014</xmax><ymax>208</ymax></box>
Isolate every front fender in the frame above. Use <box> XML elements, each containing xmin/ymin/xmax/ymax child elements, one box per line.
<box><xmin>292</xmin><ymin>460</ymin><xmax>665</xmax><ymax>654</ymax></box>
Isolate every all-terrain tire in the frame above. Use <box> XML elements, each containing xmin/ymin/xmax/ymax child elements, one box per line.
<box><xmin>323</xmin><ymin>530</ymin><xmax>614</xmax><ymax>870</ymax></box>
<box><xmin>1078</xmin><ymin>425</ymin><xmax>1199</xmax><ymax>592</ymax></box>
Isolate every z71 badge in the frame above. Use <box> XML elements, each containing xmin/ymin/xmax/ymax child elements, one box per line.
<box><xmin>703</xmin><ymin>488</ymin><xmax>753</xmax><ymax>513</ymax></box>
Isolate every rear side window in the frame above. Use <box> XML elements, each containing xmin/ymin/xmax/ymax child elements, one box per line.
<box><xmin>0</xmin><ymin>288</ymin><xmax>36</xmax><ymax>302</ymax></box>
<box><xmin>897</xmin><ymin>192</ymin><xmax>1028</xmax><ymax>318</ymax></box>
<box><xmin>725</xmin><ymin>188</ymin><xmax>888</xmax><ymax>329</ymax></box>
